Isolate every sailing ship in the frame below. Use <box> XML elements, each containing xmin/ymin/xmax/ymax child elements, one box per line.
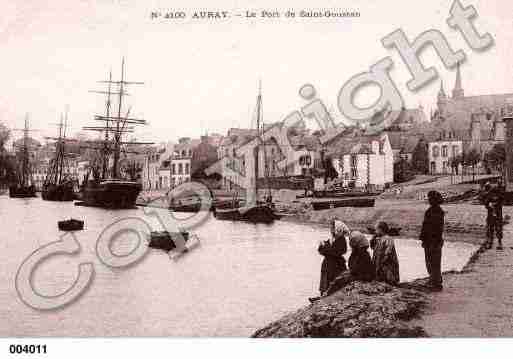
<box><xmin>42</xmin><ymin>112</ymin><xmax>76</xmax><ymax>201</ymax></box>
<box><xmin>214</xmin><ymin>84</ymin><xmax>280</xmax><ymax>224</ymax></box>
<box><xmin>79</xmin><ymin>59</ymin><xmax>151</xmax><ymax>209</ymax></box>
<box><xmin>9</xmin><ymin>116</ymin><xmax>37</xmax><ymax>198</ymax></box>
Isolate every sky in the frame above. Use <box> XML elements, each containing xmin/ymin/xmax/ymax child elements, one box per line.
<box><xmin>1</xmin><ymin>0</ymin><xmax>513</xmax><ymax>145</ymax></box>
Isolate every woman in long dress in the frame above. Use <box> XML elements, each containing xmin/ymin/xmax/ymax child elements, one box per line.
<box><xmin>318</xmin><ymin>219</ymin><xmax>349</xmax><ymax>296</ymax></box>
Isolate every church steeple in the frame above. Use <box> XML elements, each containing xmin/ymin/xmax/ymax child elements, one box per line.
<box><xmin>452</xmin><ymin>61</ymin><xmax>464</xmax><ymax>99</ymax></box>
<box><xmin>438</xmin><ymin>80</ymin><xmax>446</xmax><ymax>98</ymax></box>
<box><xmin>437</xmin><ymin>80</ymin><xmax>448</xmax><ymax>118</ymax></box>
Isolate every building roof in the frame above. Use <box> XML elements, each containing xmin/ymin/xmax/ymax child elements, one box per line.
<box><xmin>327</xmin><ymin>133</ymin><xmax>388</xmax><ymax>157</ymax></box>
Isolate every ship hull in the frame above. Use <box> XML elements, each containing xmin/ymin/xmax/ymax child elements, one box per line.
<box><xmin>214</xmin><ymin>204</ymin><xmax>279</xmax><ymax>224</ymax></box>
<box><xmin>9</xmin><ymin>185</ymin><xmax>37</xmax><ymax>198</ymax></box>
<box><xmin>81</xmin><ymin>180</ymin><xmax>142</xmax><ymax>209</ymax></box>
<box><xmin>311</xmin><ymin>197</ymin><xmax>375</xmax><ymax>210</ymax></box>
<box><xmin>42</xmin><ymin>183</ymin><xmax>76</xmax><ymax>201</ymax></box>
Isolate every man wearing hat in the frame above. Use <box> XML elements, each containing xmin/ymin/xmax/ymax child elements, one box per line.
<box><xmin>419</xmin><ymin>190</ymin><xmax>445</xmax><ymax>291</ymax></box>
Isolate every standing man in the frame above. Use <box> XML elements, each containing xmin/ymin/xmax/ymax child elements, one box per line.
<box><xmin>485</xmin><ymin>188</ymin><xmax>504</xmax><ymax>250</ymax></box>
<box><xmin>419</xmin><ymin>190</ymin><xmax>445</xmax><ymax>291</ymax></box>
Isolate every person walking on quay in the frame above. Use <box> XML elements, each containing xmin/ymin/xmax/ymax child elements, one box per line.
<box><xmin>317</xmin><ymin>219</ymin><xmax>349</xmax><ymax>297</ymax></box>
<box><xmin>419</xmin><ymin>190</ymin><xmax>445</xmax><ymax>291</ymax></box>
<box><xmin>485</xmin><ymin>189</ymin><xmax>504</xmax><ymax>250</ymax></box>
<box><xmin>325</xmin><ymin>231</ymin><xmax>375</xmax><ymax>295</ymax></box>
<box><xmin>371</xmin><ymin>221</ymin><xmax>400</xmax><ymax>286</ymax></box>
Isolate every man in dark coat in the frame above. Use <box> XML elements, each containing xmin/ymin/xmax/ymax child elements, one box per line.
<box><xmin>485</xmin><ymin>187</ymin><xmax>504</xmax><ymax>250</ymax></box>
<box><xmin>419</xmin><ymin>190</ymin><xmax>445</xmax><ymax>291</ymax></box>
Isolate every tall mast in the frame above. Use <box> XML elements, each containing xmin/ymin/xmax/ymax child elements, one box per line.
<box><xmin>22</xmin><ymin>115</ymin><xmax>29</xmax><ymax>187</ymax></box>
<box><xmin>102</xmin><ymin>70</ymin><xmax>113</xmax><ymax>179</ymax></box>
<box><xmin>255</xmin><ymin>81</ymin><xmax>262</xmax><ymax>197</ymax></box>
<box><xmin>83</xmin><ymin>58</ymin><xmax>150</xmax><ymax>180</ymax></box>
<box><xmin>112</xmin><ymin>58</ymin><xmax>125</xmax><ymax>178</ymax></box>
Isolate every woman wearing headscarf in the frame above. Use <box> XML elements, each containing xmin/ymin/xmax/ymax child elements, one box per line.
<box><xmin>318</xmin><ymin>219</ymin><xmax>349</xmax><ymax>296</ymax></box>
<box><xmin>419</xmin><ymin>190</ymin><xmax>445</xmax><ymax>291</ymax></box>
<box><xmin>325</xmin><ymin>231</ymin><xmax>375</xmax><ymax>295</ymax></box>
<box><xmin>371</xmin><ymin>221</ymin><xmax>400</xmax><ymax>285</ymax></box>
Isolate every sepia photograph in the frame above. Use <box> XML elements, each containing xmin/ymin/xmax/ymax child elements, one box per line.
<box><xmin>1</xmin><ymin>0</ymin><xmax>513</xmax><ymax>356</ymax></box>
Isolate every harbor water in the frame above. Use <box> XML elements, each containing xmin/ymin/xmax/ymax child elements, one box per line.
<box><xmin>0</xmin><ymin>196</ymin><xmax>478</xmax><ymax>336</ymax></box>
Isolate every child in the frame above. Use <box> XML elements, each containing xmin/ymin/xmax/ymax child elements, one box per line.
<box><xmin>371</xmin><ymin>221</ymin><xmax>400</xmax><ymax>286</ymax></box>
<box><xmin>325</xmin><ymin>231</ymin><xmax>375</xmax><ymax>296</ymax></box>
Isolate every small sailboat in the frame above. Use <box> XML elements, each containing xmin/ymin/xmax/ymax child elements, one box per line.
<box><xmin>214</xmin><ymin>84</ymin><xmax>280</xmax><ymax>224</ymax></box>
<box><xmin>9</xmin><ymin>116</ymin><xmax>36</xmax><ymax>198</ymax></box>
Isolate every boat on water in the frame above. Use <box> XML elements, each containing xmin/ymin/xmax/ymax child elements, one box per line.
<box><xmin>42</xmin><ymin>111</ymin><xmax>77</xmax><ymax>201</ymax></box>
<box><xmin>58</xmin><ymin>218</ymin><xmax>84</xmax><ymax>231</ymax></box>
<box><xmin>148</xmin><ymin>231</ymin><xmax>189</xmax><ymax>251</ymax></box>
<box><xmin>79</xmin><ymin>59</ymin><xmax>152</xmax><ymax>209</ymax></box>
<box><xmin>310</xmin><ymin>197</ymin><xmax>375</xmax><ymax>210</ymax></box>
<box><xmin>9</xmin><ymin>116</ymin><xmax>36</xmax><ymax>198</ymax></box>
<box><xmin>213</xmin><ymin>84</ymin><xmax>280</xmax><ymax>224</ymax></box>
<box><xmin>214</xmin><ymin>203</ymin><xmax>280</xmax><ymax>223</ymax></box>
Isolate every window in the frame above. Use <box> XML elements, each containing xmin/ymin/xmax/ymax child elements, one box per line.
<box><xmin>452</xmin><ymin>145</ymin><xmax>459</xmax><ymax>157</ymax></box>
<box><xmin>350</xmin><ymin>155</ymin><xmax>357</xmax><ymax>178</ymax></box>
<box><xmin>185</xmin><ymin>163</ymin><xmax>190</xmax><ymax>175</ymax></box>
<box><xmin>233</xmin><ymin>148</ymin><xmax>237</xmax><ymax>157</ymax></box>
<box><xmin>178</xmin><ymin>163</ymin><xmax>183</xmax><ymax>174</ymax></box>
<box><xmin>172</xmin><ymin>164</ymin><xmax>176</xmax><ymax>175</ymax></box>
<box><xmin>225</xmin><ymin>148</ymin><xmax>229</xmax><ymax>157</ymax></box>
<box><xmin>181</xmin><ymin>150</ymin><xmax>186</xmax><ymax>157</ymax></box>
<box><xmin>432</xmin><ymin>145</ymin><xmax>440</xmax><ymax>158</ymax></box>
<box><xmin>442</xmin><ymin>145</ymin><xmax>448</xmax><ymax>158</ymax></box>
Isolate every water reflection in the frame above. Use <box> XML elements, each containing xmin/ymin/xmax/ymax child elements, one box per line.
<box><xmin>0</xmin><ymin>196</ymin><xmax>477</xmax><ymax>336</ymax></box>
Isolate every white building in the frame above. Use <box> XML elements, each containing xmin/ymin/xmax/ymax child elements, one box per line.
<box><xmin>170</xmin><ymin>137</ymin><xmax>199</xmax><ymax>187</ymax></box>
<box><xmin>329</xmin><ymin>133</ymin><xmax>394</xmax><ymax>190</ymax></box>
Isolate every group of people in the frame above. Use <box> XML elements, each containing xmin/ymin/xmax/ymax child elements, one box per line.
<box><xmin>312</xmin><ymin>190</ymin><xmax>446</xmax><ymax>301</ymax></box>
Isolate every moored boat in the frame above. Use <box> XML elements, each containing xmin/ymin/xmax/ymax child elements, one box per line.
<box><xmin>58</xmin><ymin>218</ymin><xmax>84</xmax><ymax>231</ymax></box>
<box><xmin>311</xmin><ymin>197</ymin><xmax>375</xmax><ymax>210</ymax></box>
<box><xmin>9</xmin><ymin>116</ymin><xmax>37</xmax><ymax>198</ymax></box>
<box><xmin>213</xmin><ymin>83</ymin><xmax>280</xmax><ymax>224</ymax></box>
<box><xmin>79</xmin><ymin>59</ymin><xmax>152</xmax><ymax>209</ymax></box>
<box><xmin>9</xmin><ymin>185</ymin><xmax>36</xmax><ymax>198</ymax></box>
<box><xmin>148</xmin><ymin>231</ymin><xmax>190</xmax><ymax>251</ymax></box>
<box><xmin>42</xmin><ymin>112</ymin><xmax>78</xmax><ymax>202</ymax></box>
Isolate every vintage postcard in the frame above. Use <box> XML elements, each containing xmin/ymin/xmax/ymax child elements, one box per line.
<box><xmin>1</xmin><ymin>0</ymin><xmax>513</xmax><ymax>354</ymax></box>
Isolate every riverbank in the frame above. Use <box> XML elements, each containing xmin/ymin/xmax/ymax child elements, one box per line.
<box><xmin>253</xmin><ymin>207</ymin><xmax>513</xmax><ymax>337</ymax></box>
<box><xmin>281</xmin><ymin>198</ymin><xmax>491</xmax><ymax>245</ymax></box>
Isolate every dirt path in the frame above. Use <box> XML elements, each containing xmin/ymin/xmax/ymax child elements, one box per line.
<box><xmin>412</xmin><ymin>215</ymin><xmax>513</xmax><ymax>337</ymax></box>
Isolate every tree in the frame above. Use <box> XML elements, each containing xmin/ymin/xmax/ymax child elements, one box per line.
<box><xmin>0</xmin><ymin>122</ymin><xmax>10</xmax><ymax>150</ymax></box>
<box><xmin>463</xmin><ymin>148</ymin><xmax>481</xmax><ymax>182</ymax></box>
<box><xmin>411</xmin><ymin>138</ymin><xmax>429</xmax><ymax>174</ymax></box>
<box><xmin>483</xmin><ymin>143</ymin><xmax>505</xmax><ymax>174</ymax></box>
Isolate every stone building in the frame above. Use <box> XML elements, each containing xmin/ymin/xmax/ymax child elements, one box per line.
<box><xmin>170</xmin><ymin>137</ymin><xmax>200</xmax><ymax>187</ymax></box>
<box><xmin>428</xmin><ymin>63</ymin><xmax>509</xmax><ymax>174</ymax></box>
<box><xmin>327</xmin><ymin>132</ymin><xmax>394</xmax><ymax>190</ymax></box>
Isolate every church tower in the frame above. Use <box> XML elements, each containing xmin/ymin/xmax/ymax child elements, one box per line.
<box><xmin>452</xmin><ymin>62</ymin><xmax>464</xmax><ymax>99</ymax></box>
<box><xmin>437</xmin><ymin>80</ymin><xmax>448</xmax><ymax>117</ymax></box>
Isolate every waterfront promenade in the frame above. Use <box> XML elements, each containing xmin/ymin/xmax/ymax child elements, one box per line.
<box><xmin>413</xmin><ymin>217</ymin><xmax>513</xmax><ymax>336</ymax></box>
